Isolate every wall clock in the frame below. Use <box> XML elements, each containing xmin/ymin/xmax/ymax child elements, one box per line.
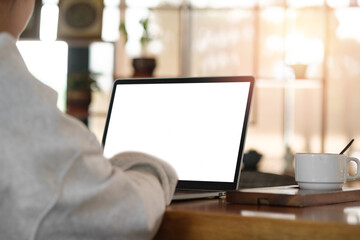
<box><xmin>58</xmin><ymin>0</ymin><xmax>103</xmax><ymax>42</ymax></box>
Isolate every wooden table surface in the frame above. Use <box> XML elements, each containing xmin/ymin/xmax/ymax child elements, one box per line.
<box><xmin>155</xmin><ymin>196</ymin><xmax>360</xmax><ymax>240</ymax></box>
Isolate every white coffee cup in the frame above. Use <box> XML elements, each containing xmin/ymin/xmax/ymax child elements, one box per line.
<box><xmin>295</xmin><ymin>153</ymin><xmax>360</xmax><ymax>190</ymax></box>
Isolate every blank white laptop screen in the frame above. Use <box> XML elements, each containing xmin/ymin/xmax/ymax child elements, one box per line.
<box><xmin>103</xmin><ymin>79</ymin><xmax>251</xmax><ymax>183</ymax></box>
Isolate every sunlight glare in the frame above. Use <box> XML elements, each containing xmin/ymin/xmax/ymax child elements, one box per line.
<box><xmin>102</xmin><ymin>6</ymin><xmax>120</xmax><ymax>41</ymax></box>
<box><xmin>335</xmin><ymin>9</ymin><xmax>360</xmax><ymax>42</ymax></box>
<box><xmin>17</xmin><ymin>41</ymin><xmax>68</xmax><ymax>111</ymax></box>
<box><xmin>40</xmin><ymin>3</ymin><xmax>58</xmax><ymax>41</ymax></box>
<box><xmin>285</xmin><ymin>33</ymin><xmax>324</xmax><ymax>65</ymax></box>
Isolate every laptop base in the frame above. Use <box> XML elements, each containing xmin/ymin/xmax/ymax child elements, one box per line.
<box><xmin>172</xmin><ymin>190</ymin><xmax>225</xmax><ymax>201</ymax></box>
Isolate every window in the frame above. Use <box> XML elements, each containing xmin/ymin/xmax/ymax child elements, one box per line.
<box><xmin>114</xmin><ymin>0</ymin><xmax>360</xmax><ymax>174</ymax></box>
<box><xmin>17</xmin><ymin>0</ymin><xmax>360</xmax><ymax>174</ymax></box>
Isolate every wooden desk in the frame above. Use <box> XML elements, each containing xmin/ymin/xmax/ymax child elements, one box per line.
<box><xmin>155</xmin><ymin>198</ymin><xmax>360</xmax><ymax>240</ymax></box>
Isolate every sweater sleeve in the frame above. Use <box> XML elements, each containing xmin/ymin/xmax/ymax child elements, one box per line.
<box><xmin>29</xmin><ymin>90</ymin><xmax>178</xmax><ymax>240</ymax></box>
<box><xmin>110</xmin><ymin>151</ymin><xmax>178</xmax><ymax>205</ymax></box>
<box><xmin>33</xmin><ymin>110</ymin><xmax>178</xmax><ymax>240</ymax></box>
<box><xmin>35</xmin><ymin>140</ymin><xmax>178</xmax><ymax>240</ymax></box>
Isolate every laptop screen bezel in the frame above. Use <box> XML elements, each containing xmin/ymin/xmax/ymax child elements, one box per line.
<box><xmin>102</xmin><ymin>76</ymin><xmax>255</xmax><ymax>191</ymax></box>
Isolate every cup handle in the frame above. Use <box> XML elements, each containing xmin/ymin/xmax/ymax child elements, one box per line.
<box><xmin>347</xmin><ymin>157</ymin><xmax>360</xmax><ymax>181</ymax></box>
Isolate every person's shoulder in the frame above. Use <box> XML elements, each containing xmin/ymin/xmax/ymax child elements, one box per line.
<box><xmin>0</xmin><ymin>32</ymin><xmax>23</xmax><ymax>68</ymax></box>
<box><xmin>0</xmin><ymin>32</ymin><xmax>16</xmax><ymax>49</ymax></box>
<box><xmin>0</xmin><ymin>32</ymin><xmax>16</xmax><ymax>41</ymax></box>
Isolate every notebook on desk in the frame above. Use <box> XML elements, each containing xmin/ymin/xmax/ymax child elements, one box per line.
<box><xmin>102</xmin><ymin>76</ymin><xmax>255</xmax><ymax>200</ymax></box>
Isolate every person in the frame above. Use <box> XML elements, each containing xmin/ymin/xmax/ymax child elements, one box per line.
<box><xmin>0</xmin><ymin>1</ymin><xmax>178</xmax><ymax>239</ymax></box>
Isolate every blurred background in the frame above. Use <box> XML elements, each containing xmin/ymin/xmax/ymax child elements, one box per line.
<box><xmin>18</xmin><ymin>0</ymin><xmax>360</xmax><ymax>176</ymax></box>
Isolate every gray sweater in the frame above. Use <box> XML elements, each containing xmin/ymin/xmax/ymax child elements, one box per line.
<box><xmin>0</xmin><ymin>33</ymin><xmax>177</xmax><ymax>240</ymax></box>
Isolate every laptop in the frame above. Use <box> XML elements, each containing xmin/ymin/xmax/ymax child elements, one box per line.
<box><xmin>102</xmin><ymin>76</ymin><xmax>255</xmax><ymax>200</ymax></box>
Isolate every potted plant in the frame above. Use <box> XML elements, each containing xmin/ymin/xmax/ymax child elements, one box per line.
<box><xmin>289</xmin><ymin>64</ymin><xmax>308</xmax><ymax>79</ymax></box>
<box><xmin>120</xmin><ymin>16</ymin><xmax>157</xmax><ymax>77</ymax></box>
<box><xmin>66</xmin><ymin>70</ymin><xmax>99</xmax><ymax>125</ymax></box>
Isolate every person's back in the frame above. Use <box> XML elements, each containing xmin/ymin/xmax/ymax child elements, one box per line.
<box><xmin>0</xmin><ymin>1</ymin><xmax>177</xmax><ymax>239</ymax></box>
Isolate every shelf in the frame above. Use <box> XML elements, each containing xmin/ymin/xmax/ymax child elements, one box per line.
<box><xmin>256</xmin><ymin>79</ymin><xmax>322</xmax><ymax>89</ymax></box>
